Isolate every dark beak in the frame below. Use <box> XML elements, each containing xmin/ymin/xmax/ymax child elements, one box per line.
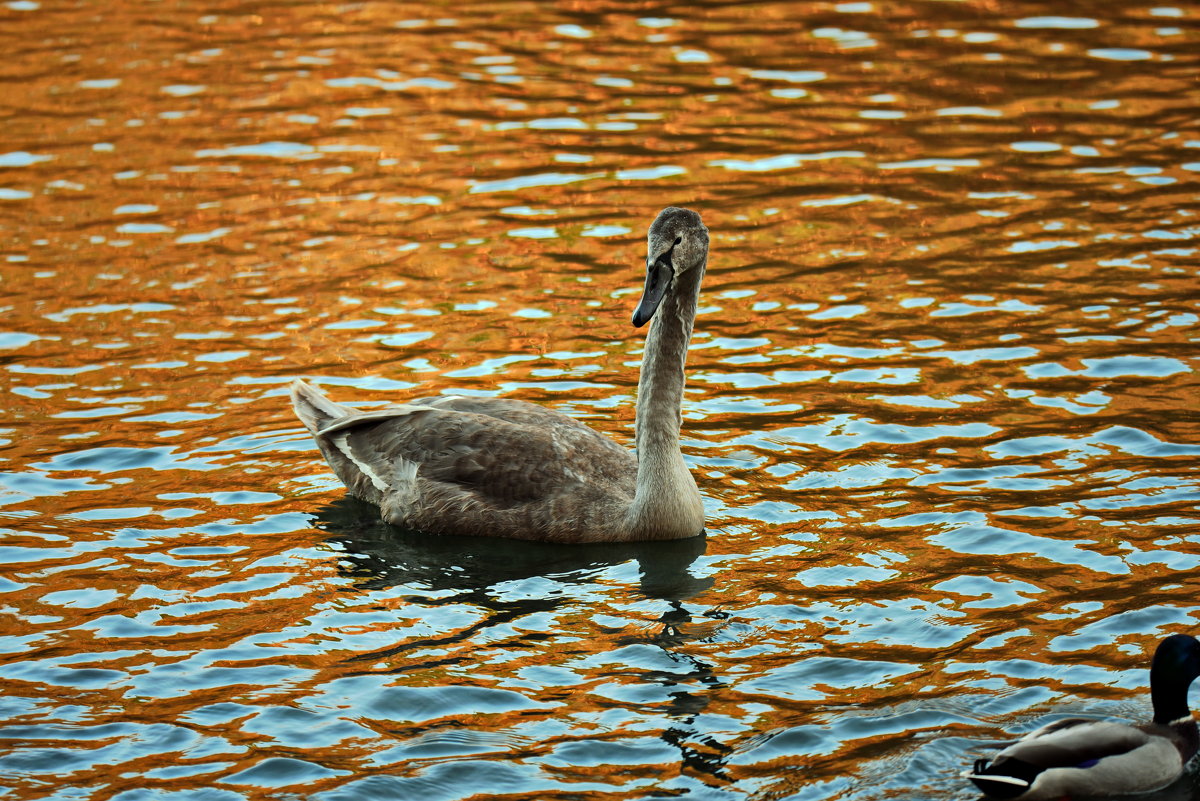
<box><xmin>632</xmin><ymin>255</ymin><xmax>672</xmax><ymax>327</ymax></box>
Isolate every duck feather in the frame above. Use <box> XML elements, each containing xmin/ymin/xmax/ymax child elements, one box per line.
<box><xmin>967</xmin><ymin>634</ymin><xmax>1200</xmax><ymax>800</ymax></box>
<box><xmin>968</xmin><ymin>719</ymin><xmax>1186</xmax><ymax>799</ymax></box>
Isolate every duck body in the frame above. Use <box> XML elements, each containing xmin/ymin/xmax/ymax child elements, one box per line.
<box><xmin>291</xmin><ymin>207</ymin><xmax>708</xmax><ymax>543</ymax></box>
<box><xmin>967</xmin><ymin>634</ymin><xmax>1200</xmax><ymax>799</ymax></box>
<box><xmin>967</xmin><ymin>717</ymin><xmax>1196</xmax><ymax>799</ymax></box>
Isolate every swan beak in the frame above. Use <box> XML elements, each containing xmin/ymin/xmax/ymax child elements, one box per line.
<box><xmin>632</xmin><ymin>256</ymin><xmax>672</xmax><ymax>327</ymax></box>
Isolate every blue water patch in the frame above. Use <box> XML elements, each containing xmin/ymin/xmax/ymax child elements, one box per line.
<box><xmin>0</xmin><ymin>150</ymin><xmax>52</xmax><ymax>166</ymax></box>
<box><xmin>741</xmin><ymin>657</ymin><xmax>921</xmax><ymax>702</ymax></box>
<box><xmin>0</xmin><ymin>659</ymin><xmax>126</xmax><ymax>689</ymax></box>
<box><xmin>794</xmin><ymin>563</ymin><xmax>898</xmax><ymax>587</ymax></box>
<box><xmin>159</xmin><ymin>491</ymin><xmax>281</xmax><ymax>505</ymax></box>
<box><xmin>0</xmin><ymin>331</ymin><xmax>38</xmax><ymax>349</ymax></box>
<box><xmin>1088</xmin><ymin>47</ymin><xmax>1154</xmax><ymax>61</ymax></box>
<box><xmin>324</xmin><ymin>75</ymin><xmax>454</xmax><ymax>91</ymax></box>
<box><xmin>195</xmin><ymin>141</ymin><xmax>318</xmax><ymax>159</ymax></box>
<box><xmin>1091</xmin><ymin>426</ymin><xmax>1200</xmax><ymax>456</ymax></box>
<box><xmin>32</xmin><ymin>446</ymin><xmax>220</xmax><ymax>474</ymax></box>
<box><xmin>240</xmin><ymin>706</ymin><xmax>375</xmax><ymax>749</ymax></box>
<box><xmin>76</xmin><ymin>612</ymin><xmax>214</xmax><ymax>639</ymax></box>
<box><xmin>0</xmin><ymin>472</ymin><xmax>108</xmax><ymax>502</ymax></box>
<box><xmin>468</xmin><ymin>171</ymin><xmax>602</xmax><ymax>194</ymax></box>
<box><xmin>1025</xmin><ymin>356</ymin><xmax>1189</xmax><ymax>379</ymax></box>
<box><xmin>40</xmin><ymin>588</ymin><xmax>119</xmax><ymax>609</ymax></box>
<box><xmin>931</xmin><ymin>525</ymin><xmax>1128</xmax><ymax>574</ymax></box>
<box><xmin>710</xmin><ymin>151</ymin><xmax>862</xmax><ymax>172</ymax></box>
<box><xmin>614</xmin><ymin>165</ymin><xmax>686</xmax><ymax>180</ymax></box>
<box><xmin>115</xmin><ymin>222</ymin><xmax>174</xmax><ymax>234</ymax></box>
<box><xmin>222</xmin><ymin>756</ymin><xmax>350</xmax><ymax>787</ymax></box>
<box><xmin>193</xmin><ymin>573</ymin><xmax>292</xmax><ymax>598</ymax></box>
<box><xmin>772</xmin><ymin>418</ymin><xmax>999</xmax><ymax>450</ymax></box>
<box><xmin>1048</xmin><ymin>605</ymin><xmax>1200</xmax><ymax>652</ymax></box>
<box><xmin>925</xmin><ymin>346</ymin><xmax>1039</xmax><ymax>364</ymax></box>
<box><xmin>933</xmin><ymin>575</ymin><xmax>1043</xmax><ymax>609</ymax></box>
<box><xmin>126</xmin><ymin>662</ymin><xmax>314</xmax><ymax>699</ymax></box>
<box><xmin>312</xmin><ymin>762</ymin><xmax>618</xmax><ymax>801</ymax></box>
<box><xmin>785</xmin><ymin>462</ymin><xmax>919</xmax><ymax>490</ymax></box>
<box><xmin>1015</xmin><ymin>16</ymin><xmax>1099</xmax><ymax>28</ymax></box>
<box><xmin>912</xmin><ymin>464</ymin><xmax>1066</xmax><ymax>491</ymax></box>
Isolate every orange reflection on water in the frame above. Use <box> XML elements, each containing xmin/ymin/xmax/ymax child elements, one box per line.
<box><xmin>1</xmin><ymin>0</ymin><xmax>1199</xmax><ymax>799</ymax></box>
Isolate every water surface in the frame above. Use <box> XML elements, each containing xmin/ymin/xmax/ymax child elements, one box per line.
<box><xmin>2</xmin><ymin>1</ymin><xmax>1199</xmax><ymax>799</ymax></box>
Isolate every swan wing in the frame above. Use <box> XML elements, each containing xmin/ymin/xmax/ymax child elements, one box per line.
<box><xmin>311</xmin><ymin>395</ymin><xmax>636</xmax><ymax>507</ymax></box>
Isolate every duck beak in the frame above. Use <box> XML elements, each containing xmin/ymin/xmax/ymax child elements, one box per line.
<box><xmin>632</xmin><ymin>254</ymin><xmax>672</xmax><ymax>327</ymax></box>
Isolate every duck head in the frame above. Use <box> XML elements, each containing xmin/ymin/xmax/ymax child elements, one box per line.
<box><xmin>1151</xmin><ymin>633</ymin><xmax>1200</xmax><ymax>725</ymax></box>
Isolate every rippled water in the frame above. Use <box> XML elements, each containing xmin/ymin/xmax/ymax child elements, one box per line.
<box><xmin>2</xmin><ymin>1</ymin><xmax>1200</xmax><ymax>799</ymax></box>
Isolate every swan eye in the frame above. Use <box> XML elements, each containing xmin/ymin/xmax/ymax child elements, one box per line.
<box><xmin>674</xmin><ymin>236</ymin><xmax>682</xmax><ymax>245</ymax></box>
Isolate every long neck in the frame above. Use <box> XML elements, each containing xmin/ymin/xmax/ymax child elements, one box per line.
<box><xmin>626</xmin><ymin>265</ymin><xmax>705</xmax><ymax>539</ymax></box>
<box><xmin>635</xmin><ymin>268</ymin><xmax>699</xmax><ymax>452</ymax></box>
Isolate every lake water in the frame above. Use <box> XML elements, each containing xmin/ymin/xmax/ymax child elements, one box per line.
<box><xmin>2</xmin><ymin>1</ymin><xmax>1199</xmax><ymax>799</ymax></box>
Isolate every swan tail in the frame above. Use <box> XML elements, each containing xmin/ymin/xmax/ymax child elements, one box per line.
<box><xmin>290</xmin><ymin>379</ymin><xmax>354</xmax><ymax>436</ymax></box>
<box><xmin>291</xmin><ymin>379</ymin><xmax>426</xmax><ymax>510</ymax></box>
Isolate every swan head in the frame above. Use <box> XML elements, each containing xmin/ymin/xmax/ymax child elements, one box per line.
<box><xmin>633</xmin><ymin>207</ymin><xmax>709</xmax><ymax>327</ymax></box>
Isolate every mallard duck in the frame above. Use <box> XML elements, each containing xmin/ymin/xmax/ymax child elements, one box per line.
<box><xmin>966</xmin><ymin>633</ymin><xmax>1200</xmax><ymax>799</ymax></box>
<box><xmin>290</xmin><ymin>206</ymin><xmax>708</xmax><ymax>543</ymax></box>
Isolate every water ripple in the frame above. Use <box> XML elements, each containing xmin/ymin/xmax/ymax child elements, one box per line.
<box><xmin>1</xmin><ymin>2</ymin><xmax>1198</xmax><ymax>800</ymax></box>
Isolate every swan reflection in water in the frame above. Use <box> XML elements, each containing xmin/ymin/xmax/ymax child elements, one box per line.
<box><xmin>314</xmin><ymin>496</ymin><xmax>713</xmax><ymax>602</ymax></box>
<box><xmin>312</xmin><ymin>495</ymin><xmax>734</xmax><ymax>784</ymax></box>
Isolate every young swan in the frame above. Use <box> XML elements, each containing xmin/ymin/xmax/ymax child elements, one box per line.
<box><xmin>291</xmin><ymin>206</ymin><xmax>708</xmax><ymax>543</ymax></box>
<box><xmin>966</xmin><ymin>633</ymin><xmax>1200</xmax><ymax>800</ymax></box>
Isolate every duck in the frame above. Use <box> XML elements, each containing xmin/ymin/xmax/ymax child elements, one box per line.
<box><xmin>290</xmin><ymin>206</ymin><xmax>709</xmax><ymax>543</ymax></box>
<box><xmin>966</xmin><ymin>633</ymin><xmax>1200</xmax><ymax>799</ymax></box>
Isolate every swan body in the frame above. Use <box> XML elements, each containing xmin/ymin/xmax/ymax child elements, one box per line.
<box><xmin>291</xmin><ymin>207</ymin><xmax>708</xmax><ymax>543</ymax></box>
<box><xmin>967</xmin><ymin>633</ymin><xmax>1200</xmax><ymax>799</ymax></box>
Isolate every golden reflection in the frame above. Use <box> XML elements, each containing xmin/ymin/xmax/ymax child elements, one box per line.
<box><xmin>1</xmin><ymin>0</ymin><xmax>1198</xmax><ymax>798</ymax></box>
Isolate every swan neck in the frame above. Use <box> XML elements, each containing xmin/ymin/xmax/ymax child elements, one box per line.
<box><xmin>635</xmin><ymin>272</ymin><xmax>697</xmax><ymax>448</ymax></box>
<box><xmin>627</xmin><ymin>263</ymin><xmax>704</xmax><ymax>539</ymax></box>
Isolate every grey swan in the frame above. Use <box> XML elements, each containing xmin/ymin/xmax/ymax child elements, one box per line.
<box><xmin>966</xmin><ymin>633</ymin><xmax>1200</xmax><ymax>799</ymax></box>
<box><xmin>290</xmin><ymin>206</ymin><xmax>708</xmax><ymax>543</ymax></box>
